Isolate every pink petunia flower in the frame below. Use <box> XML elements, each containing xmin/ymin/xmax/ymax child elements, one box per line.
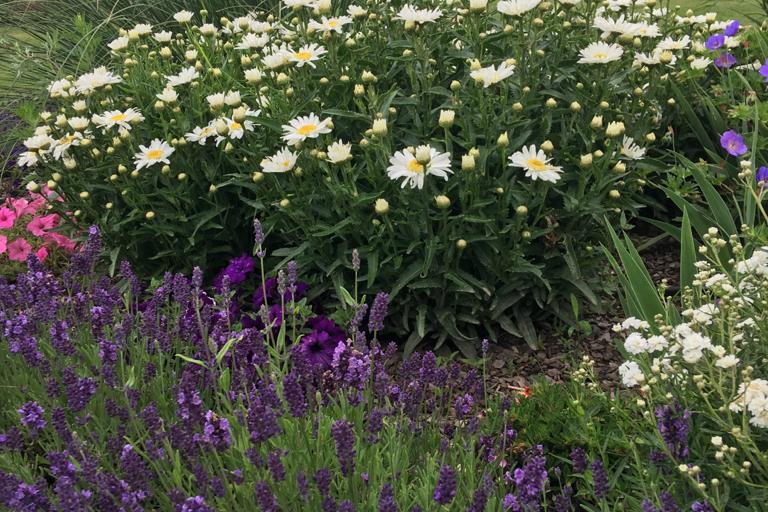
<box><xmin>27</xmin><ymin>214</ymin><xmax>59</xmax><ymax>236</ymax></box>
<box><xmin>35</xmin><ymin>246</ymin><xmax>48</xmax><ymax>263</ymax></box>
<box><xmin>0</xmin><ymin>235</ymin><xmax>6</xmax><ymax>254</ymax></box>
<box><xmin>44</xmin><ymin>232</ymin><xmax>76</xmax><ymax>251</ymax></box>
<box><xmin>11</xmin><ymin>198</ymin><xmax>36</xmax><ymax>217</ymax></box>
<box><xmin>7</xmin><ymin>238</ymin><xmax>32</xmax><ymax>262</ymax></box>
<box><xmin>0</xmin><ymin>207</ymin><xmax>16</xmax><ymax>229</ymax></box>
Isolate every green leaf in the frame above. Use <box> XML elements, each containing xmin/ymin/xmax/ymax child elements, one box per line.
<box><xmin>175</xmin><ymin>354</ymin><xmax>208</xmax><ymax>369</ymax></box>
<box><xmin>338</xmin><ymin>286</ymin><xmax>356</xmax><ymax>307</ymax></box>
<box><xmin>689</xmin><ymin>165</ymin><xmax>737</xmax><ymax>236</ymax></box>
<box><xmin>680</xmin><ymin>208</ymin><xmax>696</xmax><ymax>291</ymax></box>
<box><xmin>215</xmin><ymin>336</ymin><xmax>239</xmax><ymax>366</ymax></box>
<box><xmin>390</xmin><ymin>261</ymin><xmax>423</xmax><ymax>299</ymax></box>
<box><xmin>404</xmin><ymin>330</ymin><xmax>424</xmax><ymax>356</ymax></box>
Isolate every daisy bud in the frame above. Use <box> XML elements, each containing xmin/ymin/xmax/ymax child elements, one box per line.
<box><xmin>667</xmin><ymin>98</ymin><xmax>676</xmax><ymax>106</ymax></box>
<box><xmin>456</xmin><ymin>239</ymin><xmax>468</xmax><ymax>250</ymax></box>
<box><xmin>209</xmin><ymin>184</ymin><xmax>217</xmax><ymax>193</ymax></box>
<box><xmin>450</xmin><ymin>80</ymin><xmax>461</xmax><ymax>91</ymax></box>
<box><xmin>118</xmin><ymin>164</ymin><xmax>128</xmax><ymax>173</ymax></box>
<box><xmin>439</xmin><ymin>110</ymin><xmax>455</xmax><ymax>128</ymax></box>
<box><xmin>277</xmin><ymin>73</ymin><xmax>290</xmax><ymax>85</ymax></box>
<box><xmin>469</xmin><ymin>0</ymin><xmax>488</xmax><ymax>12</ymax></box>
<box><xmin>593</xmin><ymin>149</ymin><xmax>604</xmax><ymax>158</ymax></box>
<box><xmin>461</xmin><ymin>154</ymin><xmax>476</xmax><ymax>171</ymax></box>
<box><xmin>469</xmin><ymin>147</ymin><xmax>480</xmax><ymax>158</ymax></box>
<box><xmin>613</xmin><ymin>162</ymin><xmax>626</xmax><ymax>173</ymax></box>
<box><xmin>51</xmin><ymin>172</ymin><xmax>62</xmax><ymax>182</ymax></box>
<box><xmin>154</xmin><ymin>100</ymin><xmax>165</xmax><ymax>111</ymax></box>
<box><xmin>161</xmin><ymin>165</ymin><xmax>171</xmax><ymax>175</ymax></box>
<box><xmin>633</xmin><ymin>87</ymin><xmax>643</xmax><ymax>96</ymax></box>
<box><xmin>503</xmin><ymin>24</ymin><xmax>513</xmax><ymax>33</ymax></box>
<box><xmin>545</xmin><ymin>98</ymin><xmax>557</xmax><ymax>108</ymax></box>
<box><xmin>415</xmin><ymin>146</ymin><xmax>431</xmax><ymax>165</ymax></box>
<box><xmin>374</xmin><ymin>198</ymin><xmax>390</xmax><ymax>215</ymax></box>
<box><xmin>495</xmin><ymin>187</ymin><xmax>504</xmax><ymax>194</ymax></box>
<box><xmin>435</xmin><ymin>195</ymin><xmax>451</xmax><ymax>209</ymax></box>
<box><xmin>512</xmin><ymin>102</ymin><xmax>523</xmax><ymax>112</ymax></box>
<box><xmin>160</xmin><ymin>47</ymin><xmax>172</xmax><ymax>58</ymax></box>
<box><xmin>63</xmin><ymin>158</ymin><xmax>77</xmax><ymax>170</ymax></box>
<box><xmin>233</xmin><ymin>107</ymin><xmax>247</xmax><ymax>123</ymax></box>
<box><xmin>185</xmin><ymin>50</ymin><xmax>198</xmax><ymax>62</ymax></box>
<box><xmin>317</xmin><ymin>0</ymin><xmax>331</xmax><ymax>13</ymax></box>
<box><xmin>73</xmin><ymin>100</ymin><xmax>88</xmax><ymax>113</ymax></box>
<box><xmin>362</xmin><ymin>70</ymin><xmax>376</xmax><ymax>83</ymax></box>
<box><xmin>497</xmin><ymin>132</ymin><xmax>509</xmax><ymax>147</ymax></box>
<box><xmin>245</xmin><ymin>69</ymin><xmax>263</xmax><ymax>84</ymax></box>
<box><xmin>570</xmin><ymin>101</ymin><xmax>581</xmax><ymax>112</ymax></box>
<box><xmin>320</xmin><ymin>77</ymin><xmax>329</xmax><ymax>85</ymax></box>
<box><xmin>106</xmin><ymin>202</ymin><xmax>113</xmax><ymax>209</ymax></box>
<box><xmin>609</xmin><ymin>189</ymin><xmax>621</xmax><ymax>199</ymax></box>
<box><xmin>252</xmin><ymin>171</ymin><xmax>264</xmax><ymax>183</ymax></box>
<box><xmin>80</xmin><ymin>138</ymin><xmax>92</xmax><ymax>147</ymax></box>
<box><xmin>178</xmin><ymin>173</ymin><xmax>188</xmax><ymax>181</ymax></box>
<box><xmin>215</xmin><ymin>119</ymin><xmax>229</xmax><ymax>136</ymax></box>
<box><xmin>240</xmin><ymin>55</ymin><xmax>252</xmax><ymax>66</ymax></box>
<box><xmin>131</xmin><ymin>170</ymin><xmax>140</xmax><ymax>178</ymax></box>
<box><xmin>73</xmin><ymin>210</ymin><xmax>81</xmax><ymax>217</ymax></box>
<box><xmin>645</xmin><ymin>132</ymin><xmax>656</xmax><ymax>142</ymax></box>
<box><xmin>533</xmin><ymin>18</ymin><xmax>544</xmax><ymax>26</ymax></box>
<box><xmin>285</xmin><ymin>87</ymin><xmax>294</xmax><ymax>98</ymax></box>
<box><xmin>599</xmin><ymin>101</ymin><xmax>609</xmax><ymax>109</ymax></box>
<box><xmin>372</xmin><ymin>119</ymin><xmax>388</xmax><ymax>136</ymax></box>
<box><xmin>354</xmin><ymin>84</ymin><xmax>365</xmax><ymax>96</ymax></box>
<box><xmin>541</xmin><ymin>140</ymin><xmax>554</xmax><ymax>153</ymax></box>
<box><xmin>404</xmin><ymin>20</ymin><xmax>416</xmax><ymax>30</ymax></box>
<box><xmin>279</xmin><ymin>198</ymin><xmax>290</xmax><ymax>208</ymax></box>
<box><xmin>605</xmin><ymin>121</ymin><xmax>625</xmax><ymax>138</ymax></box>
<box><xmin>516</xmin><ymin>205</ymin><xmax>528</xmax><ymax>215</ymax></box>
<box><xmin>402</xmin><ymin>49</ymin><xmax>413</xmax><ymax>57</ymax></box>
<box><xmin>145</xmin><ymin>211</ymin><xmax>155</xmax><ymax>220</ymax></box>
<box><xmin>26</xmin><ymin>181</ymin><xmax>40</xmax><ymax>193</ymax></box>
<box><xmin>522</xmin><ymin>230</ymin><xmax>531</xmax><ymax>239</ymax></box>
<box><xmin>224</xmin><ymin>142</ymin><xmax>235</xmax><ymax>154</ymax></box>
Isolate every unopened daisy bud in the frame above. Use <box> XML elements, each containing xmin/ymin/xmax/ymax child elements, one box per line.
<box><xmin>372</xmin><ymin>119</ymin><xmax>388</xmax><ymax>136</ymax></box>
<box><xmin>154</xmin><ymin>100</ymin><xmax>165</xmax><ymax>111</ymax></box>
<box><xmin>55</xmin><ymin>114</ymin><xmax>68</xmax><ymax>128</ymax></box>
<box><xmin>209</xmin><ymin>184</ymin><xmax>217</xmax><ymax>193</ymax></box>
<box><xmin>26</xmin><ymin>181</ymin><xmax>40</xmax><ymax>193</ymax></box>
<box><xmin>609</xmin><ymin>189</ymin><xmax>621</xmax><ymax>199</ymax></box>
<box><xmin>439</xmin><ymin>110</ymin><xmax>455</xmax><ymax>128</ymax></box>
<box><xmin>633</xmin><ymin>87</ymin><xmax>643</xmax><ymax>96</ymax></box>
<box><xmin>361</xmin><ymin>70</ymin><xmax>376</xmax><ymax>83</ymax></box>
<box><xmin>450</xmin><ymin>80</ymin><xmax>461</xmax><ymax>91</ymax></box>
<box><xmin>605</xmin><ymin>121</ymin><xmax>625</xmax><ymax>138</ymax></box>
<box><xmin>402</xmin><ymin>49</ymin><xmax>413</xmax><ymax>58</ymax></box>
<box><xmin>516</xmin><ymin>205</ymin><xmax>528</xmax><ymax>215</ymax></box>
<box><xmin>161</xmin><ymin>165</ymin><xmax>171</xmax><ymax>175</ymax></box>
<box><xmin>224</xmin><ymin>142</ymin><xmax>235</xmax><ymax>154</ymax></box>
<box><xmin>590</xmin><ymin>115</ymin><xmax>603</xmax><ymax>129</ymax></box>
<box><xmin>497</xmin><ymin>131</ymin><xmax>509</xmax><ymax>147</ymax></box>
<box><xmin>667</xmin><ymin>98</ymin><xmax>676</xmax><ymax>106</ymax></box>
<box><xmin>233</xmin><ymin>107</ymin><xmax>247</xmax><ymax>123</ymax></box>
<box><xmin>456</xmin><ymin>239</ymin><xmax>468</xmax><ymax>250</ymax></box>
<box><xmin>614</xmin><ymin>162</ymin><xmax>626</xmax><ymax>173</ymax></box>
<box><xmin>252</xmin><ymin>171</ymin><xmax>264</xmax><ymax>183</ymax></box>
<box><xmin>570</xmin><ymin>101</ymin><xmax>581</xmax><ymax>112</ymax></box>
<box><xmin>279</xmin><ymin>198</ymin><xmax>290</xmax><ymax>208</ymax></box>
<box><xmin>178</xmin><ymin>173</ymin><xmax>188</xmax><ymax>181</ymax></box>
<box><xmin>512</xmin><ymin>102</ymin><xmax>524</xmax><ymax>112</ymax></box>
<box><xmin>461</xmin><ymin>154</ymin><xmax>476</xmax><ymax>171</ymax></box>
<box><xmin>522</xmin><ymin>230</ymin><xmax>531</xmax><ymax>239</ymax></box>
<box><xmin>374</xmin><ymin>198</ymin><xmax>389</xmax><ymax>215</ymax></box>
<box><xmin>469</xmin><ymin>0</ymin><xmax>488</xmax><ymax>12</ymax></box>
<box><xmin>469</xmin><ymin>147</ymin><xmax>480</xmax><ymax>158</ymax></box>
<box><xmin>145</xmin><ymin>211</ymin><xmax>155</xmax><ymax>220</ymax></box>
<box><xmin>645</xmin><ymin>132</ymin><xmax>656</xmax><ymax>142</ymax></box>
<box><xmin>118</xmin><ymin>164</ymin><xmax>128</xmax><ymax>173</ymax></box>
<box><xmin>130</xmin><ymin>170</ymin><xmax>140</xmax><ymax>178</ymax></box>
<box><xmin>245</xmin><ymin>68</ymin><xmax>263</xmax><ymax>84</ymax></box>
<box><xmin>435</xmin><ymin>195</ymin><xmax>451</xmax><ymax>209</ymax></box>
<box><xmin>495</xmin><ymin>187</ymin><xmax>504</xmax><ymax>194</ymax></box>
<box><xmin>159</xmin><ymin>47</ymin><xmax>172</xmax><ymax>58</ymax></box>
<box><xmin>593</xmin><ymin>149</ymin><xmax>604</xmax><ymax>158</ymax></box>
<box><xmin>415</xmin><ymin>146</ymin><xmax>431</xmax><ymax>164</ymax></box>
<box><xmin>215</xmin><ymin>118</ymin><xmax>229</xmax><ymax>136</ymax></box>
<box><xmin>580</xmin><ymin>154</ymin><xmax>593</xmax><ymax>168</ymax></box>
<box><xmin>545</xmin><ymin>98</ymin><xmax>557</xmax><ymax>108</ymax></box>
<box><xmin>105</xmin><ymin>202</ymin><xmax>113</xmax><ymax>209</ymax></box>
<box><xmin>533</xmin><ymin>17</ymin><xmax>544</xmax><ymax>26</ymax></box>
<box><xmin>541</xmin><ymin>140</ymin><xmax>554</xmax><ymax>153</ymax></box>
<box><xmin>276</xmin><ymin>73</ymin><xmax>290</xmax><ymax>85</ymax></box>
<box><xmin>354</xmin><ymin>84</ymin><xmax>365</xmax><ymax>96</ymax></box>
<box><xmin>599</xmin><ymin>101</ymin><xmax>609</xmax><ymax>109</ymax></box>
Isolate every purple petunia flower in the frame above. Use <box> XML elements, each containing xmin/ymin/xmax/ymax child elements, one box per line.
<box><xmin>720</xmin><ymin>130</ymin><xmax>748</xmax><ymax>156</ymax></box>
<box><xmin>705</xmin><ymin>34</ymin><xmax>725</xmax><ymax>51</ymax></box>
<box><xmin>714</xmin><ymin>52</ymin><xmax>737</xmax><ymax>69</ymax></box>
<box><xmin>212</xmin><ymin>254</ymin><xmax>255</xmax><ymax>292</ymax></box>
<box><xmin>724</xmin><ymin>20</ymin><xmax>740</xmax><ymax>37</ymax></box>
<box><xmin>298</xmin><ymin>316</ymin><xmax>346</xmax><ymax>370</ymax></box>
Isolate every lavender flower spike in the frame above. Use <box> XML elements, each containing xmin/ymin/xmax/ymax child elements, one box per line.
<box><xmin>433</xmin><ymin>465</ymin><xmax>456</xmax><ymax>505</ymax></box>
<box><xmin>368</xmin><ymin>292</ymin><xmax>390</xmax><ymax>334</ymax></box>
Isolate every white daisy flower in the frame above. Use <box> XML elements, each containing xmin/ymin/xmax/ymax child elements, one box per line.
<box><xmin>593</xmin><ymin>15</ymin><xmax>634</xmax><ymax>35</ymax></box>
<box><xmin>153</xmin><ymin>30</ymin><xmax>173</xmax><ymax>43</ymax></box>
<box><xmin>326</xmin><ymin>140</ymin><xmax>352</xmax><ymax>163</ymax></box>
<box><xmin>18</xmin><ymin>152</ymin><xmax>40</xmax><ymax>168</ymax></box>
<box><xmin>207</xmin><ymin>92</ymin><xmax>227</xmax><ymax>109</ymax></box>
<box><xmin>283</xmin><ymin>0</ymin><xmax>318</xmax><ymax>8</ymax></box>
<box><xmin>108</xmin><ymin>36</ymin><xmax>130</xmax><ymax>52</ymax></box>
<box><xmin>497</xmin><ymin>0</ymin><xmax>541</xmax><ymax>16</ymax></box>
<box><xmin>261</xmin><ymin>147</ymin><xmax>299</xmax><ymax>173</ymax></box>
<box><xmin>131</xmin><ymin>23</ymin><xmax>152</xmax><ymax>36</ymax></box>
<box><xmin>620</xmin><ymin>136</ymin><xmax>646</xmax><ymax>160</ymax></box>
<box><xmin>235</xmin><ymin>33</ymin><xmax>269</xmax><ymax>50</ymax></box>
<box><xmin>165</xmin><ymin>66</ymin><xmax>199</xmax><ymax>87</ymax></box>
<box><xmin>716</xmin><ymin>355</ymin><xmax>740</xmax><ymax>369</ymax></box>
<box><xmin>347</xmin><ymin>5</ymin><xmax>367</xmax><ymax>17</ymax></box>
<box><xmin>52</xmin><ymin>132</ymin><xmax>84</xmax><ymax>160</ymax></box>
<box><xmin>627</xmin><ymin>22</ymin><xmax>660</xmax><ymax>38</ymax></box>
<box><xmin>92</xmin><ymin>108</ymin><xmax>144</xmax><ymax>131</ymax></box>
<box><xmin>185</xmin><ymin>124</ymin><xmax>217</xmax><ymax>145</ymax></box>
<box><xmin>470</xmin><ymin>62</ymin><xmax>515</xmax><ymax>88</ymax></box>
<box><xmin>281</xmin><ymin>113</ymin><xmax>332</xmax><ymax>146</ymax></box>
<box><xmin>289</xmin><ymin>43</ymin><xmax>327</xmax><ymax>68</ymax></box>
<box><xmin>395</xmin><ymin>4</ymin><xmax>442</xmax><ymax>24</ymax></box>
<box><xmin>308</xmin><ymin>16</ymin><xmax>352</xmax><ymax>33</ymax></box>
<box><xmin>48</xmin><ymin>79</ymin><xmax>73</xmax><ymax>98</ymax></box>
<box><xmin>244</xmin><ymin>68</ymin><xmax>264</xmax><ymax>84</ymax></box>
<box><xmin>173</xmin><ymin>10</ymin><xmax>194</xmax><ymax>23</ymax></box>
<box><xmin>577</xmin><ymin>42</ymin><xmax>624</xmax><ymax>64</ymax></box>
<box><xmin>386</xmin><ymin>145</ymin><xmax>452</xmax><ymax>190</ymax></box>
<box><xmin>67</xmin><ymin>116</ymin><xmax>90</xmax><ymax>131</ymax></box>
<box><xmin>215</xmin><ymin>117</ymin><xmax>255</xmax><ymax>146</ymax></box>
<box><xmin>656</xmin><ymin>35</ymin><xmax>690</xmax><ymax>51</ymax></box>
<box><xmin>74</xmin><ymin>66</ymin><xmax>122</xmax><ymax>94</ymax></box>
<box><xmin>133</xmin><ymin>139</ymin><xmax>174</xmax><ymax>170</ymax></box>
<box><xmin>23</xmin><ymin>134</ymin><xmax>56</xmax><ymax>152</ymax></box>
<box><xmin>156</xmin><ymin>88</ymin><xmax>178</xmax><ymax>103</ymax></box>
<box><xmin>508</xmin><ymin>145</ymin><xmax>563</xmax><ymax>183</ymax></box>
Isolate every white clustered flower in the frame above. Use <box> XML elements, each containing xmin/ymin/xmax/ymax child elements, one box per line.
<box><xmin>619</xmin><ymin>361</ymin><xmax>644</xmax><ymax>387</ymax></box>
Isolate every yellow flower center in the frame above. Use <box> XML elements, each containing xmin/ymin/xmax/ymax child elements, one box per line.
<box><xmin>230</xmin><ymin>122</ymin><xmax>242</xmax><ymax>131</ymax></box>
<box><xmin>594</xmin><ymin>52</ymin><xmax>608</xmax><ymax>59</ymax></box>
<box><xmin>407</xmin><ymin>159</ymin><xmax>425</xmax><ymax>173</ymax></box>
<box><xmin>526</xmin><ymin>158</ymin><xmax>548</xmax><ymax>171</ymax></box>
<box><xmin>281</xmin><ymin>160</ymin><xmax>292</xmax><ymax>168</ymax></box>
<box><xmin>328</xmin><ymin>20</ymin><xmax>338</xmax><ymax>28</ymax></box>
<box><xmin>111</xmin><ymin>113</ymin><xmax>127</xmax><ymax>122</ymax></box>
<box><xmin>297</xmin><ymin>123</ymin><xmax>317</xmax><ymax>136</ymax></box>
<box><xmin>146</xmin><ymin>149</ymin><xmax>164</xmax><ymax>160</ymax></box>
<box><xmin>294</xmin><ymin>51</ymin><xmax>313</xmax><ymax>61</ymax></box>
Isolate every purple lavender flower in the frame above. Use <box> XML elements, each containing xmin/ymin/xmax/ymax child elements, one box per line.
<box><xmin>253</xmin><ymin>218</ymin><xmax>265</xmax><ymax>246</ymax></box>
<box><xmin>591</xmin><ymin>460</ymin><xmax>609</xmax><ymax>500</ymax></box>
<box><xmin>467</xmin><ymin>474</ymin><xmax>492</xmax><ymax>512</ymax></box>
<box><xmin>553</xmin><ymin>486</ymin><xmax>573</xmax><ymax>512</ymax></box>
<box><xmin>642</xmin><ymin>499</ymin><xmax>658</xmax><ymax>512</ymax></box>
<box><xmin>331</xmin><ymin>420</ymin><xmax>356</xmax><ymax>477</ymax></box>
<box><xmin>720</xmin><ymin>130</ymin><xmax>748</xmax><ymax>156</ymax></box>
<box><xmin>254</xmin><ymin>481</ymin><xmax>279</xmax><ymax>512</ymax></box>
<box><xmin>297</xmin><ymin>471</ymin><xmax>309</xmax><ymax>501</ymax></box>
<box><xmin>283</xmin><ymin>370</ymin><xmax>308</xmax><ymax>418</ymax></box>
<box><xmin>570</xmin><ymin>447</ymin><xmax>587</xmax><ymax>473</ymax></box>
<box><xmin>660</xmin><ymin>491</ymin><xmax>679</xmax><ymax>512</ymax></box>
<box><xmin>248</xmin><ymin>396</ymin><xmax>281</xmax><ymax>444</ymax></box>
<box><xmin>655</xmin><ymin>403</ymin><xmax>690</xmax><ymax>460</ymax></box>
<box><xmin>691</xmin><ymin>501</ymin><xmax>714</xmax><ymax>512</ymax></box>
<box><xmin>760</xmin><ymin>59</ymin><xmax>768</xmax><ymax>81</ymax></box>
<box><xmin>433</xmin><ymin>465</ymin><xmax>456</xmax><ymax>505</ymax></box>
<box><xmin>202</xmin><ymin>411</ymin><xmax>232</xmax><ymax>450</ymax></box>
<box><xmin>368</xmin><ymin>292</ymin><xmax>389</xmax><ymax>334</ymax></box>
<box><xmin>18</xmin><ymin>402</ymin><xmax>46</xmax><ymax>433</ymax></box>
<box><xmin>340</xmin><ymin>501</ymin><xmax>356</xmax><ymax>512</ymax></box>
<box><xmin>705</xmin><ymin>34</ymin><xmax>725</xmax><ymax>50</ymax></box>
<box><xmin>268</xmin><ymin>451</ymin><xmax>286</xmax><ymax>482</ymax></box>
<box><xmin>180</xmin><ymin>496</ymin><xmax>213</xmax><ymax>512</ymax></box>
<box><xmin>714</xmin><ymin>53</ymin><xmax>737</xmax><ymax>69</ymax></box>
<box><xmin>513</xmin><ymin>446</ymin><xmax>548</xmax><ymax>507</ymax></box>
<box><xmin>351</xmin><ymin>249</ymin><xmax>360</xmax><ymax>272</ymax></box>
<box><xmin>379</xmin><ymin>483</ymin><xmax>397</xmax><ymax>512</ymax></box>
<box><xmin>315</xmin><ymin>468</ymin><xmax>332</xmax><ymax>497</ymax></box>
<box><xmin>503</xmin><ymin>494</ymin><xmax>520</xmax><ymax>511</ymax></box>
<box><xmin>454</xmin><ymin>393</ymin><xmax>474</xmax><ymax>419</ymax></box>
<box><xmin>724</xmin><ymin>20</ymin><xmax>740</xmax><ymax>37</ymax></box>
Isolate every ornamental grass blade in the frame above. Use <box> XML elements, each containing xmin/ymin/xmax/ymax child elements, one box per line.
<box><xmin>689</xmin><ymin>164</ymin><xmax>737</xmax><ymax>236</ymax></box>
<box><xmin>680</xmin><ymin>209</ymin><xmax>696</xmax><ymax>291</ymax></box>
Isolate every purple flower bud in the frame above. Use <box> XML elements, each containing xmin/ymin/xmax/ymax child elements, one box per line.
<box><xmin>756</xmin><ymin>166</ymin><xmax>768</xmax><ymax>187</ymax></box>
<box><xmin>351</xmin><ymin>249</ymin><xmax>360</xmax><ymax>272</ymax></box>
<box><xmin>570</xmin><ymin>447</ymin><xmax>587</xmax><ymax>473</ymax></box>
<box><xmin>254</xmin><ymin>481</ymin><xmax>278</xmax><ymax>512</ymax></box>
<box><xmin>591</xmin><ymin>460</ymin><xmax>609</xmax><ymax>500</ymax></box>
<box><xmin>253</xmin><ymin>218</ymin><xmax>265</xmax><ymax>246</ymax></box>
<box><xmin>331</xmin><ymin>420</ymin><xmax>356</xmax><ymax>477</ymax></box>
<box><xmin>368</xmin><ymin>292</ymin><xmax>389</xmax><ymax>333</ymax></box>
<box><xmin>378</xmin><ymin>483</ymin><xmax>397</xmax><ymax>512</ymax></box>
<box><xmin>433</xmin><ymin>465</ymin><xmax>456</xmax><ymax>505</ymax></box>
<box><xmin>18</xmin><ymin>402</ymin><xmax>46</xmax><ymax>433</ymax></box>
<box><xmin>192</xmin><ymin>267</ymin><xmax>204</xmax><ymax>290</ymax></box>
